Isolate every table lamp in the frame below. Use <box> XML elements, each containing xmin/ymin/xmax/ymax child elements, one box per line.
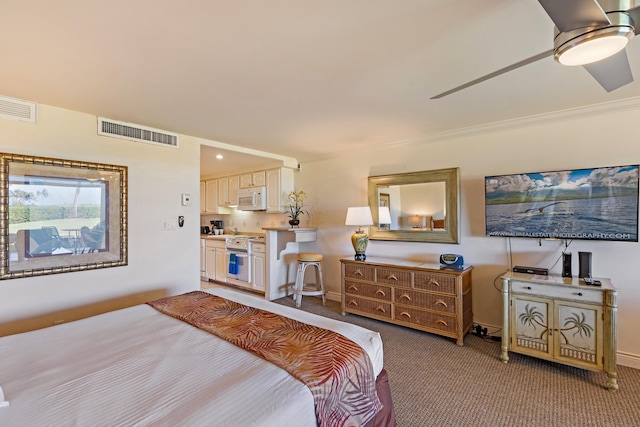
<box><xmin>345</xmin><ymin>206</ymin><xmax>373</xmax><ymax>261</ymax></box>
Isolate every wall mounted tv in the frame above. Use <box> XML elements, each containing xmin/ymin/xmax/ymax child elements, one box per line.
<box><xmin>485</xmin><ymin>165</ymin><xmax>639</xmax><ymax>242</ymax></box>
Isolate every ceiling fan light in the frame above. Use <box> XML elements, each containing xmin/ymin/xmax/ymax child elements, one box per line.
<box><xmin>555</xmin><ymin>26</ymin><xmax>634</xmax><ymax>66</ymax></box>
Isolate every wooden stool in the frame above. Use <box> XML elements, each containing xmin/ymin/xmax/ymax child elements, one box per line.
<box><xmin>289</xmin><ymin>253</ymin><xmax>325</xmax><ymax>308</ymax></box>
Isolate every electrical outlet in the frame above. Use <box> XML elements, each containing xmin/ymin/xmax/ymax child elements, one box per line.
<box><xmin>162</xmin><ymin>218</ymin><xmax>176</xmax><ymax>230</ymax></box>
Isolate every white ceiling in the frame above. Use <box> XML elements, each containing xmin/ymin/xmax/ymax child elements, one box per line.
<box><xmin>2</xmin><ymin>0</ymin><xmax>640</xmax><ymax>173</ymax></box>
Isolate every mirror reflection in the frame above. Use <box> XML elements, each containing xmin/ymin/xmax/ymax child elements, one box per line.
<box><xmin>368</xmin><ymin>168</ymin><xmax>460</xmax><ymax>244</ymax></box>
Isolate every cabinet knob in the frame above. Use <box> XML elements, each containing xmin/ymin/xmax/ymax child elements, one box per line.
<box><xmin>525</xmin><ymin>286</ymin><xmax>532</xmax><ymax>290</ymax></box>
<box><xmin>436</xmin><ymin>319</ymin><xmax>449</xmax><ymax>327</ymax></box>
<box><xmin>400</xmin><ymin>293</ymin><xmax>412</xmax><ymax>301</ymax></box>
<box><xmin>375</xmin><ymin>306</ymin><xmax>386</xmax><ymax>313</ymax></box>
<box><xmin>435</xmin><ymin>300</ymin><xmax>448</xmax><ymax>308</ymax></box>
<box><xmin>375</xmin><ymin>289</ymin><xmax>386</xmax><ymax>297</ymax></box>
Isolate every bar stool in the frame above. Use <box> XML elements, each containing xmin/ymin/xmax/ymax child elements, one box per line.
<box><xmin>289</xmin><ymin>253</ymin><xmax>325</xmax><ymax>308</ymax></box>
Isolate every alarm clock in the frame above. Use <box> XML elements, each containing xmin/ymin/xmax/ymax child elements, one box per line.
<box><xmin>439</xmin><ymin>253</ymin><xmax>464</xmax><ymax>267</ymax></box>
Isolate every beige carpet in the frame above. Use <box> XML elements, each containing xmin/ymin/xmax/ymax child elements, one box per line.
<box><xmin>274</xmin><ymin>295</ymin><xmax>640</xmax><ymax>427</ymax></box>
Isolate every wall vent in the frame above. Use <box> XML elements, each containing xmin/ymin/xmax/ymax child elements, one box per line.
<box><xmin>98</xmin><ymin>117</ymin><xmax>179</xmax><ymax>148</ymax></box>
<box><xmin>0</xmin><ymin>95</ymin><xmax>37</xmax><ymax>123</ymax></box>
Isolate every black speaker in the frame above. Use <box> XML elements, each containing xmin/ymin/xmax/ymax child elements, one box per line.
<box><xmin>562</xmin><ymin>252</ymin><xmax>572</xmax><ymax>277</ymax></box>
<box><xmin>579</xmin><ymin>251</ymin><xmax>592</xmax><ymax>279</ymax></box>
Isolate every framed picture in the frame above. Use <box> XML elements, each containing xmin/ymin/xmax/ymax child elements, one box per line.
<box><xmin>0</xmin><ymin>153</ymin><xmax>128</xmax><ymax>279</ymax></box>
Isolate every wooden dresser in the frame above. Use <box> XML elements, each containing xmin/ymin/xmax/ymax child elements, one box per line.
<box><xmin>341</xmin><ymin>257</ymin><xmax>473</xmax><ymax>345</ymax></box>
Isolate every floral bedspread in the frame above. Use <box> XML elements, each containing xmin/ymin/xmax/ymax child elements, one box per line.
<box><xmin>148</xmin><ymin>291</ymin><xmax>382</xmax><ymax>427</ymax></box>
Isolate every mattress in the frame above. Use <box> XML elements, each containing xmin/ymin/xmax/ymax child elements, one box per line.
<box><xmin>0</xmin><ymin>288</ymin><xmax>384</xmax><ymax>426</ymax></box>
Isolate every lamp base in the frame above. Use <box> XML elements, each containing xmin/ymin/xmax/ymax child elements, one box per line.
<box><xmin>351</xmin><ymin>231</ymin><xmax>369</xmax><ymax>262</ymax></box>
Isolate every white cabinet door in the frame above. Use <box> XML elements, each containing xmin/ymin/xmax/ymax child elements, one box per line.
<box><xmin>252</xmin><ymin>252</ymin><xmax>265</xmax><ymax>291</ymax></box>
<box><xmin>215</xmin><ymin>247</ymin><xmax>227</xmax><ymax>282</ymax></box>
<box><xmin>266</xmin><ymin>168</ymin><xmax>293</xmax><ymax>213</ymax></box>
<box><xmin>205</xmin><ymin>244</ymin><xmax>216</xmax><ymax>280</ymax></box>
<box><xmin>204</xmin><ymin>179</ymin><xmax>218</xmax><ymax>213</ymax></box>
<box><xmin>217</xmin><ymin>177</ymin><xmax>229</xmax><ymax>206</ymax></box>
<box><xmin>228</xmin><ymin>175</ymin><xmax>239</xmax><ymax>206</ymax></box>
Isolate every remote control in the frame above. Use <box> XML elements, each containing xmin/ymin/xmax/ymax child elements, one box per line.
<box><xmin>583</xmin><ymin>278</ymin><xmax>601</xmax><ymax>286</ymax></box>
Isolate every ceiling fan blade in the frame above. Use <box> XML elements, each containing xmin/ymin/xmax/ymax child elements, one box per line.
<box><xmin>626</xmin><ymin>5</ymin><xmax>640</xmax><ymax>34</ymax></box>
<box><xmin>430</xmin><ymin>49</ymin><xmax>553</xmax><ymax>99</ymax></box>
<box><xmin>583</xmin><ymin>48</ymin><xmax>634</xmax><ymax>91</ymax></box>
<box><xmin>538</xmin><ymin>0</ymin><xmax>609</xmax><ymax>32</ymax></box>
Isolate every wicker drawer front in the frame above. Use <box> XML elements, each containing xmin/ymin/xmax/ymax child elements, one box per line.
<box><xmin>395</xmin><ymin>306</ymin><xmax>456</xmax><ymax>333</ymax></box>
<box><xmin>375</xmin><ymin>267</ymin><xmax>412</xmax><ymax>288</ymax></box>
<box><xmin>395</xmin><ymin>289</ymin><xmax>456</xmax><ymax>314</ymax></box>
<box><xmin>344</xmin><ymin>264</ymin><xmax>375</xmax><ymax>282</ymax></box>
<box><xmin>344</xmin><ymin>295</ymin><xmax>392</xmax><ymax>319</ymax></box>
<box><xmin>414</xmin><ymin>272</ymin><xmax>456</xmax><ymax>295</ymax></box>
<box><xmin>345</xmin><ymin>280</ymin><xmax>392</xmax><ymax>302</ymax></box>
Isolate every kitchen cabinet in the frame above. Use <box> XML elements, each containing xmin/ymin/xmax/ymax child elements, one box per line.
<box><xmin>501</xmin><ymin>272</ymin><xmax>618</xmax><ymax>391</ymax></box>
<box><xmin>240</xmin><ymin>170</ymin><xmax>266</xmax><ymax>188</ymax></box>
<box><xmin>204</xmin><ymin>239</ymin><xmax>227</xmax><ymax>283</ymax></box>
<box><xmin>341</xmin><ymin>257</ymin><xmax>473</xmax><ymax>345</ymax></box>
<box><xmin>217</xmin><ymin>176</ymin><xmax>239</xmax><ymax>207</ymax></box>
<box><xmin>203</xmin><ymin>179</ymin><xmax>219</xmax><ymax>214</ymax></box>
<box><xmin>251</xmin><ymin>242</ymin><xmax>266</xmax><ymax>291</ymax></box>
<box><xmin>266</xmin><ymin>167</ymin><xmax>294</xmax><ymax>213</ymax></box>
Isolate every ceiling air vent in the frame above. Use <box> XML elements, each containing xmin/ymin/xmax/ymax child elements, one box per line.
<box><xmin>0</xmin><ymin>95</ymin><xmax>37</xmax><ymax>123</ymax></box>
<box><xmin>98</xmin><ymin>117</ymin><xmax>179</xmax><ymax>148</ymax></box>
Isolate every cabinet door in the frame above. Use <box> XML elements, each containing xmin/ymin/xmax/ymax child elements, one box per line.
<box><xmin>240</xmin><ymin>173</ymin><xmax>252</xmax><ymax>188</ymax></box>
<box><xmin>218</xmin><ymin>177</ymin><xmax>229</xmax><ymax>206</ymax></box>
<box><xmin>252</xmin><ymin>253</ymin><xmax>265</xmax><ymax>291</ymax></box>
<box><xmin>205</xmin><ymin>245</ymin><xmax>216</xmax><ymax>280</ymax></box>
<box><xmin>510</xmin><ymin>294</ymin><xmax>553</xmax><ymax>359</ymax></box>
<box><xmin>215</xmin><ymin>248</ymin><xmax>227</xmax><ymax>282</ymax></box>
<box><xmin>554</xmin><ymin>301</ymin><xmax>603</xmax><ymax>369</ymax></box>
<box><xmin>228</xmin><ymin>175</ymin><xmax>239</xmax><ymax>206</ymax></box>
<box><xmin>204</xmin><ymin>179</ymin><xmax>217</xmax><ymax>214</ymax></box>
<box><xmin>252</xmin><ymin>171</ymin><xmax>266</xmax><ymax>187</ymax></box>
<box><xmin>266</xmin><ymin>168</ymin><xmax>281</xmax><ymax>212</ymax></box>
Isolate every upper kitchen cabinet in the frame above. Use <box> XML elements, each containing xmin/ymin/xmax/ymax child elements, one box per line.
<box><xmin>201</xmin><ymin>178</ymin><xmax>231</xmax><ymax>214</ymax></box>
<box><xmin>218</xmin><ymin>176</ymin><xmax>239</xmax><ymax>207</ymax></box>
<box><xmin>240</xmin><ymin>170</ymin><xmax>266</xmax><ymax>188</ymax></box>
<box><xmin>266</xmin><ymin>167</ymin><xmax>294</xmax><ymax>213</ymax></box>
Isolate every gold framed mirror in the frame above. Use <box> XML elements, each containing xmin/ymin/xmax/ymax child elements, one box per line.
<box><xmin>368</xmin><ymin>167</ymin><xmax>460</xmax><ymax>243</ymax></box>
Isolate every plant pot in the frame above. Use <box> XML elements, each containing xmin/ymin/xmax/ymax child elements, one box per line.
<box><xmin>289</xmin><ymin>219</ymin><xmax>300</xmax><ymax>227</ymax></box>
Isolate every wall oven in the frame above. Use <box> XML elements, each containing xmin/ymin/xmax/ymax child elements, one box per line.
<box><xmin>226</xmin><ymin>236</ymin><xmax>251</xmax><ymax>285</ymax></box>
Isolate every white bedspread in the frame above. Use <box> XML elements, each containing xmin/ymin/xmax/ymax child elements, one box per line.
<box><xmin>0</xmin><ymin>288</ymin><xmax>383</xmax><ymax>426</ymax></box>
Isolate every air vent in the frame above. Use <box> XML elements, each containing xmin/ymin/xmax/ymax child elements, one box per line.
<box><xmin>98</xmin><ymin>117</ymin><xmax>179</xmax><ymax>148</ymax></box>
<box><xmin>0</xmin><ymin>95</ymin><xmax>37</xmax><ymax>123</ymax></box>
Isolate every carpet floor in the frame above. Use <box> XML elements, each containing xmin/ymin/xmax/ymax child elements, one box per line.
<box><xmin>274</xmin><ymin>295</ymin><xmax>640</xmax><ymax>427</ymax></box>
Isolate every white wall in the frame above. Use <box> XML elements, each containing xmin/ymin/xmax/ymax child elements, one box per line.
<box><xmin>0</xmin><ymin>105</ymin><xmax>200</xmax><ymax>323</ymax></box>
<box><xmin>295</xmin><ymin>104</ymin><xmax>640</xmax><ymax>367</ymax></box>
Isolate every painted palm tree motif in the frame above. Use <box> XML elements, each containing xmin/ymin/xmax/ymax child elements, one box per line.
<box><xmin>518</xmin><ymin>303</ymin><xmax>549</xmax><ymax>339</ymax></box>
<box><xmin>559</xmin><ymin>311</ymin><xmax>594</xmax><ymax>344</ymax></box>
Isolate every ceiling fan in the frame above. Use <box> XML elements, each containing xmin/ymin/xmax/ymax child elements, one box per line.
<box><xmin>431</xmin><ymin>0</ymin><xmax>640</xmax><ymax>99</ymax></box>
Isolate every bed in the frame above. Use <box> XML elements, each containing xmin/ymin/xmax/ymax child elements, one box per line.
<box><xmin>0</xmin><ymin>288</ymin><xmax>395</xmax><ymax>426</ymax></box>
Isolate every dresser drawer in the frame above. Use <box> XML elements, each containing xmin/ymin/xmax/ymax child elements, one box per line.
<box><xmin>344</xmin><ymin>263</ymin><xmax>375</xmax><ymax>282</ymax></box>
<box><xmin>375</xmin><ymin>267</ymin><xmax>412</xmax><ymax>288</ymax></box>
<box><xmin>345</xmin><ymin>280</ymin><xmax>392</xmax><ymax>302</ymax></box>
<box><xmin>511</xmin><ymin>281</ymin><xmax>602</xmax><ymax>304</ymax></box>
<box><xmin>395</xmin><ymin>306</ymin><xmax>456</xmax><ymax>333</ymax></box>
<box><xmin>414</xmin><ymin>272</ymin><xmax>456</xmax><ymax>295</ymax></box>
<box><xmin>344</xmin><ymin>295</ymin><xmax>392</xmax><ymax>320</ymax></box>
<box><xmin>394</xmin><ymin>289</ymin><xmax>456</xmax><ymax>314</ymax></box>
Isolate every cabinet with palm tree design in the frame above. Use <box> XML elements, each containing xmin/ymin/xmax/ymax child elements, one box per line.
<box><xmin>500</xmin><ymin>272</ymin><xmax>618</xmax><ymax>391</ymax></box>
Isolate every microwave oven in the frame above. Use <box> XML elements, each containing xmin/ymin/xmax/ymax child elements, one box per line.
<box><xmin>237</xmin><ymin>186</ymin><xmax>267</xmax><ymax>211</ymax></box>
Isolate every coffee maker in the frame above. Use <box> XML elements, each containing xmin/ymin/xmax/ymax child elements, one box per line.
<box><xmin>210</xmin><ymin>220</ymin><xmax>224</xmax><ymax>234</ymax></box>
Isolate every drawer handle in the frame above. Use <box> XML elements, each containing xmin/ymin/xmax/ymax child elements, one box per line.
<box><xmin>348</xmin><ymin>285</ymin><xmax>358</xmax><ymax>291</ymax></box>
<box><xmin>375</xmin><ymin>306</ymin><xmax>386</xmax><ymax>313</ymax></box>
<box><xmin>525</xmin><ymin>286</ymin><xmax>532</xmax><ymax>290</ymax></box>
<box><xmin>375</xmin><ymin>289</ymin><xmax>386</xmax><ymax>297</ymax></box>
<box><xmin>386</xmin><ymin>274</ymin><xmax>398</xmax><ymax>281</ymax></box>
<box><xmin>348</xmin><ymin>300</ymin><xmax>358</xmax><ymax>306</ymax></box>
<box><xmin>578</xmin><ymin>292</ymin><xmax>583</xmax><ymax>297</ymax></box>
<box><xmin>435</xmin><ymin>300</ymin><xmax>448</xmax><ymax>308</ymax></box>
<box><xmin>399</xmin><ymin>311</ymin><xmax>411</xmax><ymax>319</ymax></box>
<box><xmin>427</xmin><ymin>279</ymin><xmax>440</xmax><ymax>287</ymax></box>
<box><xmin>353</xmin><ymin>271</ymin><xmax>363</xmax><ymax>277</ymax></box>
<box><xmin>400</xmin><ymin>293</ymin><xmax>412</xmax><ymax>302</ymax></box>
<box><xmin>436</xmin><ymin>319</ymin><xmax>448</xmax><ymax>327</ymax></box>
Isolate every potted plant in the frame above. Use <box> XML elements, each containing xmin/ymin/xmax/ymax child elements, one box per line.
<box><xmin>286</xmin><ymin>190</ymin><xmax>307</xmax><ymax>227</ymax></box>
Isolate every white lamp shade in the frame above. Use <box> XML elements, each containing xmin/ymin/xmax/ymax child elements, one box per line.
<box><xmin>407</xmin><ymin>215</ymin><xmax>426</xmax><ymax>227</ymax></box>
<box><xmin>345</xmin><ymin>206</ymin><xmax>373</xmax><ymax>226</ymax></box>
<box><xmin>378</xmin><ymin>206</ymin><xmax>392</xmax><ymax>224</ymax></box>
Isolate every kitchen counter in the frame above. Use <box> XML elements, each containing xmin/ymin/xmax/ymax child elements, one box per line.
<box><xmin>200</xmin><ymin>234</ymin><xmax>228</xmax><ymax>241</ymax></box>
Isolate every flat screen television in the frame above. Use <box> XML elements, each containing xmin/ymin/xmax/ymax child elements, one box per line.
<box><xmin>485</xmin><ymin>165</ymin><xmax>639</xmax><ymax>242</ymax></box>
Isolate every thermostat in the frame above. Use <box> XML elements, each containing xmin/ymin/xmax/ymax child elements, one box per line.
<box><xmin>181</xmin><ymin>193</ymin><xmax>192</xmax><ymax>206</ymax></box>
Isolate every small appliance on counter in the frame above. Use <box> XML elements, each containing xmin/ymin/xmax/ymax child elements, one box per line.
<box><xmin>210</xmin><ymin>220</ymin><xmax>224</xmax><ymax>235</ymax></box>
<box><xmin>201</xmin><ymin>226</ymin><xmax>210</xmax><ymax>235</ymax></box>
